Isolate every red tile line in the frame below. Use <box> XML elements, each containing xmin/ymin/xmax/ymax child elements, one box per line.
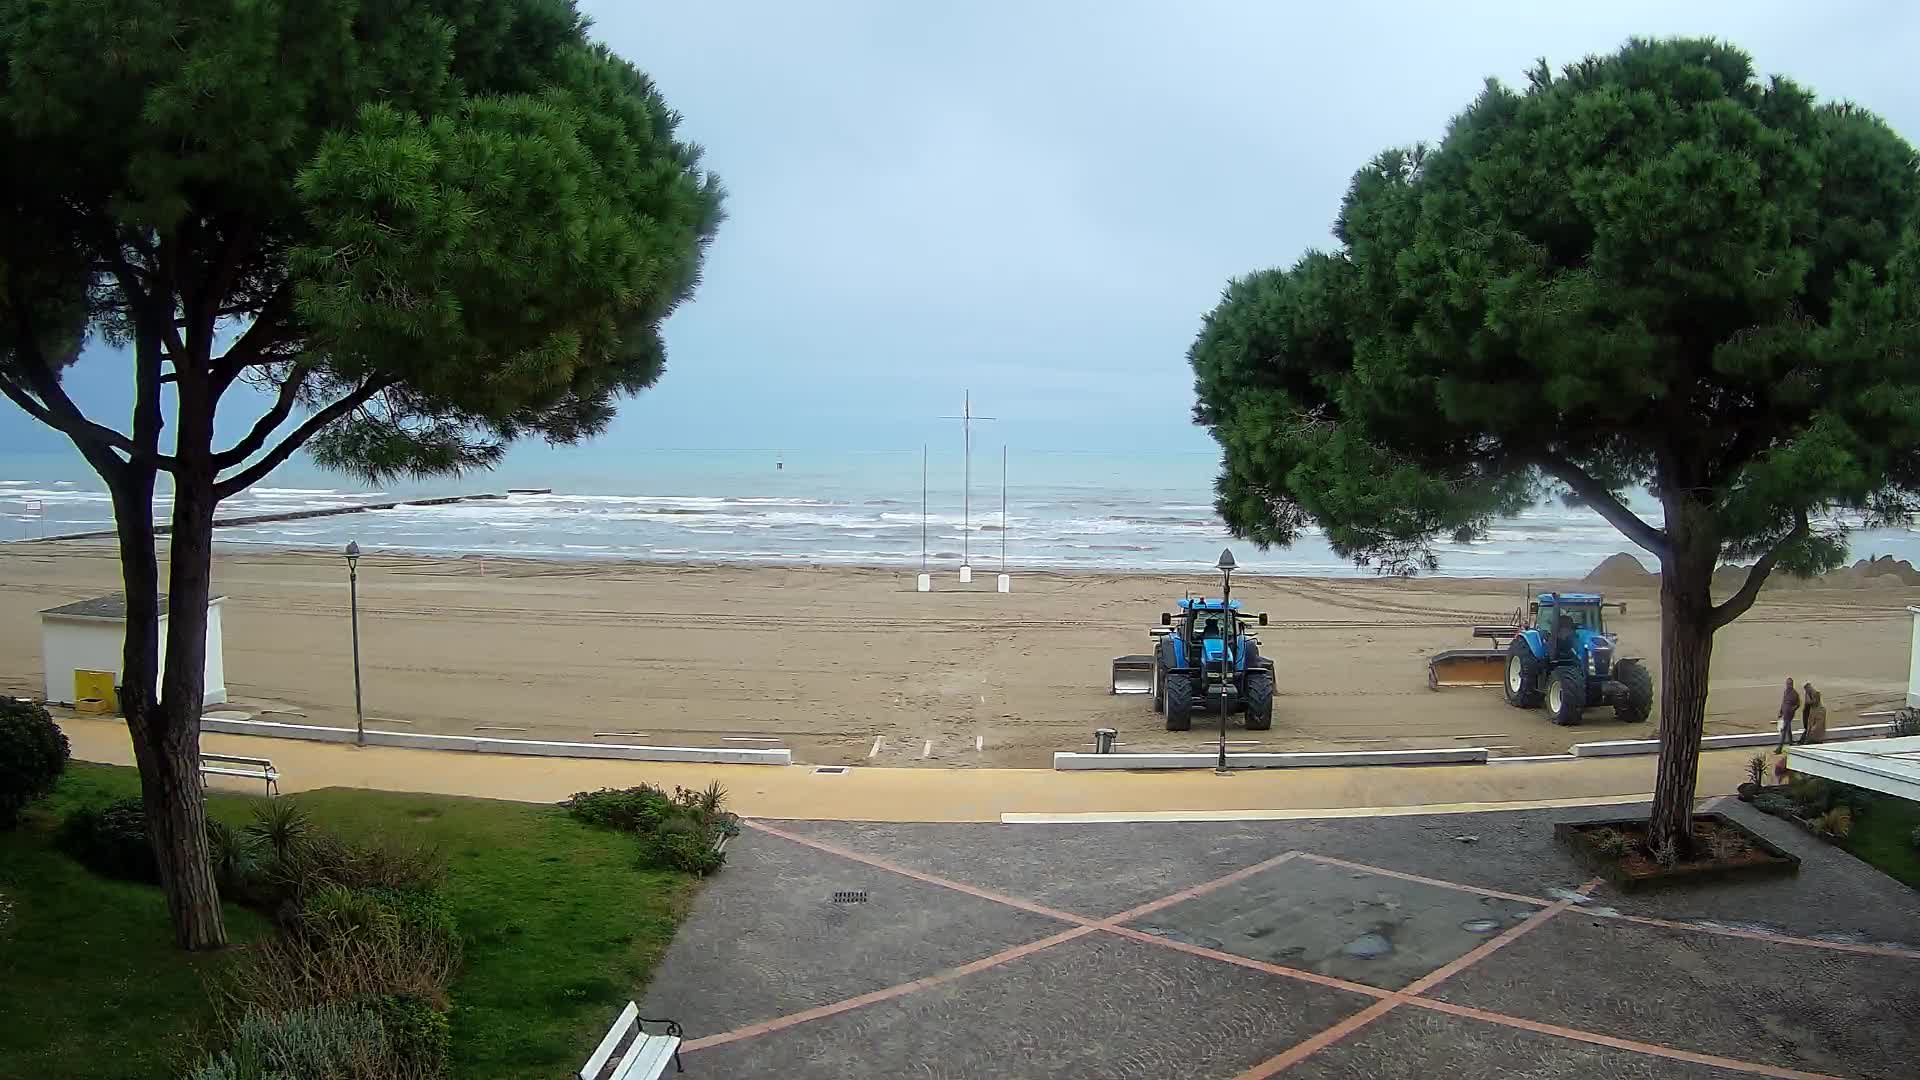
<box><xmin>1297</xmin><ymin>850</ymin><xmax>1920</xmax><ymax>961</ymax></box>
<box><xmin>1230</xmin><ymin>884</ymin><xmax>1594</xmax><ymax>1080</ymax></box>
<box><xmin>1405</xmin><ymin>999</ymin><xmax>1842</xmax><ymax>1080</ymax></box>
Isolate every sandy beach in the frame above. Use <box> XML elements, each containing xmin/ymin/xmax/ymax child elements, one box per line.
<box><xmin>2</xmin><ymin>542</ymin><xmax>1913</xmax><ymax>768</ymax></box>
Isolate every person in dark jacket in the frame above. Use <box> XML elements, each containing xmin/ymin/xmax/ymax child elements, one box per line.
<box><xmin>1775</xmin><ymin>677</ymin><xmax>1801</xmax><ymax>751</ymax></box>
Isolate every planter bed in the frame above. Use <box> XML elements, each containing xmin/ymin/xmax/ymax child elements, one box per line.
<box><xmin>1555</xmin><ymin>813</ymin><xmax>1799</xmax><ymax>892</ymax></box>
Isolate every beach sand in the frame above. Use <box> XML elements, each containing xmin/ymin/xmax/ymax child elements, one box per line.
<box><xmin>2</xmin><ymin>543</ymin><xmax>1912</xmax><ymax>768</ymax></box>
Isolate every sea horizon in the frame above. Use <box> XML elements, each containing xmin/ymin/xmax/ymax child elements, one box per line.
<box><xmin>8</xmin><ymin>447</ymin><xmax>1920</xmax><ymax>579</ymax></box>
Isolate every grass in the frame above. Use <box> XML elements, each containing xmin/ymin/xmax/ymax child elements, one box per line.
<box><xmin>1841</xmin><ymin>792</ymin><xmax>1920</xmax><ymax>890</ymax></box>
<box><xmin>0</xmin><ymin>763</ymin><xmax>698</xmax><ymax>1080</ymax></box>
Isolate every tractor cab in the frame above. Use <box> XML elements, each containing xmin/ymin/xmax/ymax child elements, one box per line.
<box><xmin>1167</xmin><ymin>598</ymin><xmax>1259</xmax><ymax>668</ymax></box>
<box><xmin>1531</xmin><ymin>592</ymin><xmax>1614</xmax><ymax>671</ymax></box>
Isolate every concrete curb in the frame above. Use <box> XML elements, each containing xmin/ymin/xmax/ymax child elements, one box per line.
<box><xmin>1571</xmin><ymin>722</ymin><xmax>1894</xmax><ymax>759</ymax></box>
<box><xmin>195</xmin><ymin>716</ymin><xmax>791</xmax><ymax>765</ymax></box>
<box><xmin>1052</xmin><ymin>747</ymin><xmax>1489</xmax><ymax>771</ymax></box>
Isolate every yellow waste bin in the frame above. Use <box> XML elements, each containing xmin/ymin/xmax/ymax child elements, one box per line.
<box><xmin>74</xmin><ymin>669</ymin><xmax>117</xmax><ymax>712</ymax></box>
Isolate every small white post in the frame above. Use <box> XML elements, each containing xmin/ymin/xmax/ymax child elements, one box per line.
<box><xmin>916</xmin><ymin>573</ymin><xmax>932</xmax><ymax>593</ymax></box>
<box><xmin>959</xmin><ymin>565</ymin><xmax>973</xmax><ymax>583</ymax></box>
<box><xmin>996</xmin><ymin>573</ymin><xmax>1011</xmax><ymax>593</ymax></box>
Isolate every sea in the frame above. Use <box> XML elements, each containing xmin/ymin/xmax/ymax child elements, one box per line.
<box><xmin>7</xmin><ymin>448</ymin><xmax>1920</xmax><ymax>579</ymax></box>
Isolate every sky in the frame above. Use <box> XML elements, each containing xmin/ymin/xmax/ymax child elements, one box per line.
<box><xmin>7</xmin><ymin>0</ymin><xmax>1920</xmax><ymax>474</ymax></box>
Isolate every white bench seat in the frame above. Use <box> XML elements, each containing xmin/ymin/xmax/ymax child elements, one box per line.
<box><xmin>581</xmin><ymin>1001</ymin><xmax>683</xmax><ymax>1080</ymax></box>
<box><xmin>200</xmin><ymin>753</ymin><xmax>278</xmax><ymax>797</ymax></box>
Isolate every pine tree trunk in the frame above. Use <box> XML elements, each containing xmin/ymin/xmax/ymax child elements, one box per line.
<box><xmin>1649</xmin><ymin>498</ymin><xmax>1719</xmax><ymax>856</ymax></box>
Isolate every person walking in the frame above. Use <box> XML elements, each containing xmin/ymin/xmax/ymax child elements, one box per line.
<box><xmin>1801</xmin><ymin>682</ymin><xmax>1826</xmax><ymax>744</ymax></box>
<box><xmin>1775</xmin><ymin>677</ymin><xmax>1801</xmax><ymax>751</ymax></box>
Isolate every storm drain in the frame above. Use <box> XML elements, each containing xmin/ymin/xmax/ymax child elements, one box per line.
<box><xmin>814</xmin><ymin>766</ymin><xmax>850</xmax><ymax>775</ymax></box>
<box><xmin>831</xmin><ymin>890</ymin><xmax>869</xmax><ymax>904</ymax></box>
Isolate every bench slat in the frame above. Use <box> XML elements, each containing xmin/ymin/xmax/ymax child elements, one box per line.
<box><xmin>612</xmin><ymin>1034</ymin><xmax>680</xmax><ymax>1080</ymax></box>
<box><xmin>580</xmin><ymin>1001</ymin><xmax>639</xmax><ymax>1080</ymax></box>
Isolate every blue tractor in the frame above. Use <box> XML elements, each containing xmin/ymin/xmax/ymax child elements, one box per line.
<box><xmin>1111</xmin><ymin>598</ymin><xmax>1274</xmax><ymax>730</ymax></box>
<box><xmin>1500</xmin><ymin>592</ymin><xmax>1654</xmax><ymax>726</ymax></box>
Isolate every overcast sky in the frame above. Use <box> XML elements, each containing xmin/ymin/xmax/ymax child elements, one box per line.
<box><xmin>11</xmin><ymin>1</ymin><xmax>1919</xmax><ymax>466</ymax></box>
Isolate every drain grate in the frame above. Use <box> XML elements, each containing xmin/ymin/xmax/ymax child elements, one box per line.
<box><xmin>831</xmin><ymin>890</ymin><xmax>869</xmax><ymax>904</ymax></box>
<box><xmin>813</xmin><ymin>766</ymin><xmax>850</xmax><ymax>775</ymax></box>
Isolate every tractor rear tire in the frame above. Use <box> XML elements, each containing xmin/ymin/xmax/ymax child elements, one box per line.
<box><xmin>1163</xmin><ymin>672</ymin><xmax>1193</xmax><ymax>731</ymax></box>
<box><xmin>1244</xmin><ymin>669</ymin><xmax>1274</xmax><ymax>731</ymax></box>
<box><xmin>1548</xmin><ymin>667</ymin><xmax>1585</xmax><ymax>726</ymax></box>
<box><xmin>1151</xmin><ymin>640</ymin><xmax>1168</xmax><ymax>712</ymax></box>
<box><xmin>1503</xmin><ymin>639</ymin><xmax>1543</xmax><ymax>708</ymax></box>
<box><xmin>1614</xmin><ymin>659</ymin><xmax>1654</xmax><ymax>723</ymax></box>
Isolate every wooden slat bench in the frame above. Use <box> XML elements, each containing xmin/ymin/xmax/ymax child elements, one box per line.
<box><xmin>580</xmin><ymin>1001</ymin><xmax>683</xmax><ymax>1079</ymax></box>
<box><xmin>200</xmin><ymin>752</ymin><xmax>278</xmax><ymax>797</ymax></box>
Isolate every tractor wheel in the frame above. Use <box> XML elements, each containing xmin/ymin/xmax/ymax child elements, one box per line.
<box><xmin>1614</xmin><ymin>660</ymin><xmax>1654</xmax><ymax>723</ymax></box>
<box><xmin>1151</xmin><ymin>640</ymin><xmax>1167</xmax><ymax>711</ymax></box>
<box><xmin>1547</xmin><ymin>667</ymin><xmax>1585</xmax><ymax>726</ymax></box>
<box><xmin>1244</xmin><ymin>669</ymin><xmax>1274</xmax><ymax>731</ymax></box>
<box><xmin>1163</xmin><ymin>672</ymin><xmax>1193</xmax><ymax>731</ymax></box>
<box><xmin>1503</xmin><ymin>638</ymin><xmax>1543</xmax><ymax>708</ymax></box>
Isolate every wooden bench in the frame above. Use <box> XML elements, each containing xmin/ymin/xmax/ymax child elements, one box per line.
<box><xmin>580</xmin><ymin>1002</ymin><xmax>682</xmax><ymax>1079</ymax></box>
<box><xmin>200</xmin><ymin>753</ymin><xmax>278</xmax><ymax>797</ymax></box>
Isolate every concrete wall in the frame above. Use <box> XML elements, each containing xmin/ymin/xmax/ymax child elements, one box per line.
<box><xmin>1053</xmin><ymin>747</ymin><xmax>1489</xmax><ymax>770</ymax></box>
<box><xmin>195</xmin><ymin>715</ymin><xmax>791</xmax><ymax>765</ymax></box>
<box><xmin>1571</xmin><ymin>722</ymin><xmax>1895</xmax><ymax>758</ymax></box>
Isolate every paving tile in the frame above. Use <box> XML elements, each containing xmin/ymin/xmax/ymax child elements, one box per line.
<box><xmin>1290</xmin><ymin>1006</ymin><xmax>1761</xmax><ymax>1079</ymax></box>
<box><xmin>1434</xmin><ymin>915</ymin><xmax>1920</xmax><ymax>1079</ymax></box>
<box><xmin>642</xmin><ymin>830</ymin><xmax>1066</xmax><ymax>1036</ymax></box>
<box><xmin>681</xmin><ymin>930</ymin><xmax>1371</xmax><ymax>1079</ymax></box>
<box><xmin>1130</xmin><ymin>855</ymin><xmax>1541</xmax><ymax>990</ymax></box>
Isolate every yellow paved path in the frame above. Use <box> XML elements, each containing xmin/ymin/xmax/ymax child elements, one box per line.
<box><xmin>62</xmin><ymin>717</ymin><xmax>1757</xmax><ymax>822</ymax></box>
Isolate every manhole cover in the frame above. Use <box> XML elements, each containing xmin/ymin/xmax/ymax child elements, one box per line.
<box><xmin>831</xmin><ymin>890</ymin><xmax>869</xmax><ymax>904</ymax></box>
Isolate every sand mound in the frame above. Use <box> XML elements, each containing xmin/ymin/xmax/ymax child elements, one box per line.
<box><xmin>1831</xmin><ymin>555</ymin><xmax>1920</xmax><ymax>587</ymax></box>
<box><xmin>1584</xmin><ymin>552</ymin><xmax>1654</xmax><ymax>586</ymax></box>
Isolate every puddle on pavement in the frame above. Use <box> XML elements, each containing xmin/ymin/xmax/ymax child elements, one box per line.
<box><xmin>1341</xmin><ymin>932</ymin><xmax>1394</xmax><ymax>958</ymax></box>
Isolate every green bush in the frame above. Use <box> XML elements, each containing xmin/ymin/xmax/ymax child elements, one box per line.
<box><xmin>561</xmin><ymin>785</ymin><xmax>674</xmax><ymax>832</ymax></box>
<box><xmin>0</xmin><ymin>698</ymin><xmax>69</xmax><ymax>828</ymax></box>
<box><xmin>1910</xmin><ymin>825</ymin><xmax>1920</xmax><ymax>852</ymax></box>
<box><xmin>1892</xmin><ymin>708</ymin><xmax>1920</xmax><ymax>738</ymax></box>
<box><xmin>209</xmin><ymin>819</ymin><xmax>266</xmax><ymax>898</ymax></box>
<box><xmin>1583</xmin><ymin>827</ymin><xmax>1629</xmax><ymax>857</ymax></box>
<box><xmin>1790</xmin><ymin>777</ymin><xmax>1832</xmax><ymax>816</ymax></box>
<box><xmin>1752</xmin><ymin>793</ymin><xmax>1795</xmax><ymax>818</ymax></box>
<box><xmin>368</xmin><ymin>993</ymin><xmax>450</xmax><ymax>1078</ymax></box>
<box><xmin>190</xmin><ymin>1004</ymin><xmax>390</xmax><ymax>1080</ymax></box>
<box><xmin>639</xmin><ymin>815</ymin><xmax>725</xmax><ymax>875</ymax></box>
<box><xmin>1815</xmin><ymin>806</ymin><xmax>1854</xmax><ymax>839</ymax></box>
<box><xmin>57</xmin><ymin>797</ymin><xmax>158</xmax><ymax>882</ymax></box>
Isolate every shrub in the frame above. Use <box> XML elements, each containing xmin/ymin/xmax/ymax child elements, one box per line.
<box><xmin>1583</xmin><ymin>828</ymin><xmax>1629</xmax><ymax>857</ymax></box>
<box><xmin>274</xmin><ymin>831</ymin><xmax>446</xmax><ymax>903</ymax></box>
<box><xmin>1752</xmin><ymin>793</ymin><xmax>1795</xmax><ymax>818</ymax></box>
<box><xmin>57</xmin><ymin>797</ymin><xmax>157</xmax><ymax>882</ymax></box>
<box><xmin>216</xmin><ymin>903</ymin><xmax>461</xmax><ymax>1018</ymax></box>
<box><xmin>368</xmin><ymin>993</ymin><xmax>450</xmax><ymax>1078</ymax></box>
<box><xmin>0</xmin><ymin>699</ymin><xmax>69</xmax><ymax>828</ymax></box>
<box><xmin>190</xmin><ymin>1004</ymin><xmax>390</xmax><ymax>1080</ymax></box>
<box><xmin>1789</xmin><ymin>777</ymin><xmax>1832</xmax><ymax>816</ymax></box>
<box><xmin>247</xmin><ymin>799</ymin><xmax>313</xmax><ymax>866</ymax></box>
<box><xmin>1814</xmin><ymin>806</ymin><xmax>1854</xmax><ymax>839</ymax></box>
<box><xmin>1909</xmin><ymin>825</ymin><xmax>1920</xmax><ymax>852</ymax></box>
<box><xmin>1892</xmin><ymin>707</ymin><xmax>1920</xmax><ymax>737</ymax></box>
<box><xmin>209</xmin><ymin>819</ymin><xmax>266</xmax><ymax>898</ymax></box>
<box><xmin>639</xmin><ymin>815</ymin><xmax>724</xmax><ymax>875</ymax></box>
<box><xmin>562</xmin><ymin>785</ymin><xmax>674</xmax><ymax>832</ymax></box>
<box><xmin>1744</xmin><ymin>755</ymin><xmax>1767</xmax><ymax>787</ymax></box>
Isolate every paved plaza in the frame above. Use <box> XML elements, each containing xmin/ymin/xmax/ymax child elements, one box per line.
<box><xmin>644</xmin><ymin>800</ymin><xmax>1920</xmax><ymax>1078</ymax></box>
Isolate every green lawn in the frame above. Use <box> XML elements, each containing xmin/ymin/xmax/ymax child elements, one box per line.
<box><xmin>0</xmin><ymin>764</ymin><xmax>698</xmax><ymax>1080</ymax></box>
<box><xmin>1842</xmin><ymin>792</ymin><xmax>1920</xmax><ymax>890</ymax></box>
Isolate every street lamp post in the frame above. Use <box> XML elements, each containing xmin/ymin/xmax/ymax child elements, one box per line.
<box><xmin>345</xmin><ymin>541</ymin><xmax>364</xmax><ymax>745</ymax></box>
<box><xmin>1216</xmin><ymin>548</ymin><xmax>1235</xmax><ymax>774</ymax></box>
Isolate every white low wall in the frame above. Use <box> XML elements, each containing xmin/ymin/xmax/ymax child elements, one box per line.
<box><xmin>1571</xmin><ymin>722</ymin><xmax>1894</xmax><ymax>758</ymax></box>
<box><xmin>1053</xmin><ymin>747</ymin><xmax>1489</xmax><ymax>771</ymax></box>
<box><xmin>195</xmin><ymin>716</ymin><xmax>791</xmax><ymax>765</ymax></box>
